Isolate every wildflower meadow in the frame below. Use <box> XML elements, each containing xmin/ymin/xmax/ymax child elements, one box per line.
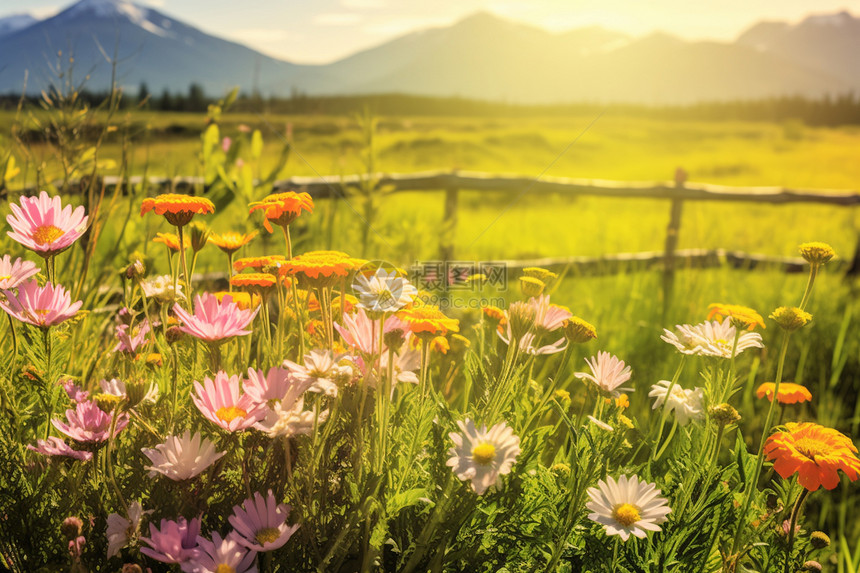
<box><xmin>1</xmin><ymin>95</ymin><xmax>860</xmax><ymax>573</ymax></box>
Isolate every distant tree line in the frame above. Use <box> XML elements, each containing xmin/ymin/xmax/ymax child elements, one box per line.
<box><xmin>2</xmin><ymin>83</ymin><xmax>860</xmax><ymax>125</ymax></box>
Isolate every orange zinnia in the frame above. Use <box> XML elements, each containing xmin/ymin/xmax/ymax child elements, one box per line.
<box><xmin>233</xmin><ymin>256</ymin><xmax>286</xmax><ymax>273</ymax></box>
<box><xmin>229</xmin><ymin>273</ymin><xmax>277</xmax><ymax>290</ymax></box>
<box><xmin>141</xmin><ymin>193</ymin><xmax>215</xmax><ymax>227</ymax></box>
<box><xmin>248</xmin><ymin>191</ymin><xmax>314</xmax><ymax>233</ymax></box>
<box><xmin>706</xmin><ymin>303</ymin><xmax>765</xmax><ymax>331</ymax></box>
<box><xmin>756</xmin><ymin>382</ymin><xmax>812</xmax><ymax>404</ymax></box>
<box><xmin>209</xmin><ymin>231</ymin><xmax>257</xmax><ymax>255</ymax></box>
<box><xmin>764</xmin><ymin>422</ymin><xmax>860</xmax><ymax>491</ymax></box>
<box><xmin>278</xmin><ymin>251</ymin><xmax>359</xmax><ymax>287</ymax></box>
<box><xmin>152</xmin><ymin>232</ymin><xmax>188</xmax><ymax>252</ymax></box>
<box><xmin>213</xmin><ymin>291</ymin><xmax>261</xmax><ymax>310</ymax></box>
<box><xmin>398</xmin><ymin>306</ymin><xmax>459</xmax><ymax>340</ymax></box>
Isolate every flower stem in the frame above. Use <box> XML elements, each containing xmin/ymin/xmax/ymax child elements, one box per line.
<box><xmin>799</xmin><ymin>263</ymin><xmax>819</xmax><ymax>311</ymax></box>
<box><xmin>177</xmin><ymin>224</ymin><xmax>192</xmax><ymax>307</ymax></box>
<box><xmin>650</xmin><ymin>355</ymin><xmax>686</xmax><ymax>463</ymax></box>
<box><xmin>6</xmin><ymin>313</ymin><xmax>17</xmax><ymax>361</ymax></box>
<box><xmin>731</xmin><ymin>330</ymin><xmax>791</xmax><ymax>558</ymax></box>
<box><xmin>784</xmin><ymin>488</ymin><xmax>811</xmax><ymax>573</ymax></box>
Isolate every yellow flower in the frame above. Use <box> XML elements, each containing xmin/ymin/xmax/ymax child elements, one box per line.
<box><xmin>799</xmin><ymin>242</ymin><xmax>835</xmax><ymax>265</ymax></box>
<box><xmin>562</xmin><ymin>316</ymin><xmax>597</xmax><ymax>344</ymax></box>
<box><xmin>522</xmin><ymin>267</ymin><xmax>558</xmax><ymax>287</ymax></box>
<box><xmin>209</xmin><ymin>231</ymin><xmax>257</xmax><ymax>255</ymax></box>
<box><xmin>756</xmin><ymin>382</ymin><xmax>812</xmax><ymax>404</ymax></box>
<box><xmin>152</xmin><ymin>232</ymin><xmax>188</xmax><ymax>253</ymax></box>
<box><xmin>707</xmin><ymin>303</ymin><xmax>765</xmax><ymax>331</ymax></box>
<box><xmin>248</xmin><ymin>191</ymin><xmax>314</xmax><ymax>233</ymax></box>
<box><xmin>141</xmin><ymin>193</ymin><xmax>214</xmax><ymax>227</ymax></box>
<box><xmin>769</xmin><ymin>306</ymin><xmax>812</xmax><ymax>332</ymax></box>
<box><xmin>519</xmin><ymin>276</ymin><xmax>545</xmax><ymax>298</ymax></box>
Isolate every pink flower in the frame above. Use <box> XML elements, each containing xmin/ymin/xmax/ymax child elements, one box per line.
<box><xmin>61</xmin><ymin>379</ymin><xmax>90</xmax><ymax>403</ymax></box>
<box><xmin>283</xmin><ymin>350</ymin><xmax>350</xmax><ymax>397</ymax></box>
<box><xmin>575</xmin><ymin>351</ymin><xmax>633</xmax><ymax>397</ymax></box>
<box><xmin>0</xmin><ymin>255</ymin><xmax>40</xmax><ymax>289</ymax></box>
<box><xmin>228</xmin><ymin>490</ymin><xmax>299</xmax><ymax>552</ymax></box>
<box><xmin>180</xmin><ymin>532</ymin><xmax>257</xmax><ymax>573</ymax></box>
<box><xmin>113</xmin><ymin>319</ymin><xmax>151</xmax><ymax>354</ymax></box>
<box><xmin>140</xmin><ymin>517</ymin><xmax>201</xmax><ymax>564</ymax></box>
<box><xmin>529</xmin><ymin>295</ymin><xmax>572</xmax><ymax>334</ymax></box>
<box><xmin>174</xmin><ymin>293</ymin><xmax>258</xmax><ymax>344</ymax></box>
<box><xmin>6</xmin><ymin>191</ymin><xmax>88</xmax><ymax>257</ymax></box>
<box><xmin>191</xmin><ymin>371</ymin><xmax>266</xmax><ymax>432</ymax></box>
<box><xmin>52</xmin><ymin>400</ymin><xmax>129</xmax><ymax>443</ymax></box>
<box><xmin>1</xmin><ymin>280</ymin><xmax>82</xmax><ymax>327</ymax></box>
<box><xmin>335</xmin><ymin>308</ymin><xmax>409</xmax><ymax>356</ymax></box>
<box><xmin>27</xmin><ymin>436</ymin><xmax>92</xmax><ymax>461</ymax></box>
<box><xmin>243</xmin><ymin>366</ymin><xmax>312</xmax><ymax>407</ymax></box>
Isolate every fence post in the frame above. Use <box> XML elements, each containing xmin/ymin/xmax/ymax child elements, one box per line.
<box><xmin>440</xmin><ymin>171</ymin><xmax>459</xmax><ymax>261</ymax></box>
<box><xmin>662</xmin><ymin>168</ymin><xmax>687</xmax><ymax>319</ymax></box>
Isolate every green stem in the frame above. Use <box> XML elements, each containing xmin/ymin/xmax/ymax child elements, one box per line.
<box><xmin>177</xmin><ymin>224</ymin><xmax>192</xmax><ymax>307</ymax></box>
<box><xmin>784</xmin><ymin>488</ymin><xmax>811</xmax><ymax>573</ymax></box>
<box><xmin>798</xmin><ymin>263</ymin><xmax>818</xmax><ymax>311</ymax></box>
<box><xmin>650</xmin><ymin>355</ymin><xmax>686</xmax><ymax>463</ymax></box>
<box><xmin>6</xmin><ymin>313</ymin><xmax>17</xmax><ymax>360</ymax></box>
<box><xmin>731</xmin><ymin>330</ymin><xmax>791</xmax><ymax>558</ymax></box>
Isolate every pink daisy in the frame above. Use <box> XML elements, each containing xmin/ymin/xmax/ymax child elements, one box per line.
<box><xmin>140</xmin><ymin>517</ymin><xmax>201</xmax><ymax>564</ymax></box>
<box><xmin>61</xmin><ymin>379</ymin><xmax>90</xmax><ymax>403</ymax></box>
<box><xmin>243</xmin><ymin>366</ymin><xmax>312</xmax><ymax>407</ymax></box>
<box><xmin>174</xmin><ymin>293</ymin><xmax>258</xmax><ymax>344</ymax></box>
<box><xmin>575</xmin><ymin>351</ymin><xmax>633</xmax><ymax>397</ymax></box>
<box><xmin>191</xmin><ymin>371</ymin><xmax>266</xmax><ymax>432</ymax></box>
<box><xmin>180</xmin><ymin>532</ymin><xmax>257</xmax><ymax>573</ymax></box>
<box><xmin>228</xmin><ymin>490</ymin><xmax>299</xmax><ymax>552</ymax></box>
<box><xmin>529</xmin><ymin>294</ymin><xmax>572</xmax><ymax>334</ymax></box>
<box><xmin>335</xmin><ymin>309</ymin><xmax>409</xmax><ymax>356</ymax></box>
<box><xmin>27</xmin><ymin>436</ymin><xmax>92</xmax><ymax>461</ymax></box>
<box><xmin>52</xmin><ymin>400</ymin><xmax>129</xmax><ymax>443</ymax></box>
<box><xmin>6</xmin><ymin>191</ymin><xmax>88</xmax><ymax>257</ymax></box>
<box><xmin>0</xmin><ymin>255</ymin><xmax>40</xmax><ymax>289</ymax></box>
<box><xmin>0</xmin><ymin>280</ymin><xmax>82</xmax><ymax>328</ymax></box>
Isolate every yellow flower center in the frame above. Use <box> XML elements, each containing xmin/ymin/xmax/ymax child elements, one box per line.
<box><xmin>612</xmin><ymin>503</ymin><xmax>641</xmax><ymax>527</ymax></box>
<box><xmin>794</xmin><ymin>437</ymin><xmax>830</xmax><ymax>461</ymax></box>
<box><xmin>0</xmin><ymin>275</ymin><xmax>11</xmax><ymax>282</ymax></box>
<box><xmin>255</xmin><ymin>527</ymin><xmax>281</xmax><ymax>545</ymax></box>
<box><xmin>215</xmin><ymin>565</ymin><xmax>236</xmax><ymax>573</ymax></box>
<box><xmin>471</xmin><ymin>442</ymin><xmax>496</xmax><ymax>465</ymax></box>
<box><xmin>216</xmin><ymin>406</ymin><xmax>248</xmax><ymax>423</ymax></box>
<box><xmin>32</xmin><ymin>225</ymin><xmax>65</xmax><ymax>245</ymax></box>
<box><xmin>33</xmin><ymin>309</ymin><xmax>51</xmax><ymax>316</ymax></box>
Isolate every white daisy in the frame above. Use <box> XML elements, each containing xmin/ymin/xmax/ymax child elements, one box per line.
<box><xmin>446</xmin><ymin>419</ymin><xmax>521</xmax><ymax>495</ymax></box>
<box><xmin>100</xmin><ymin>378</ymin><xmax>159</xmax><ymax>404</ymax></box>
<box><xmin>284</xmin><ymin>349</ymin><xmax>353</xmax><ymax>397</ymax></box>
<box><xmin>142</xmin><ymin>431</ymin><xmax>226</xmax><ymax>481</ymax></box>
<box><xmin>661</xmin><ymin>318</ymin><xmax>763</xmax><ymax>359</ymax></box>
<box><xmin>575</xmin><ymin>351</ymin><xmax>633</xmax><ymax>397</ymax></box>
<box><xmin>141</xmin><ymin>274</ymin><xmax>185</xmax><ymax>303</ymax></box>
<box><xmin>352</xmin><ymin>268</ymin><xmax>417</xmax><ymax>313</ymax></box>
<box><xmin>586</xmin><ymin>474</ymin><xmax>671</xmax><ymax>541</ymax></box>
<box><xmin>648</xmin><ymin>380</ymin><xmax>705</xmax><ymax>426</ymax></box>
<box><xmin>257</xmin><ymin>396</ymin><xmax>327</xmax><ymax>438</ymax></box>
<box><xmin>106</xmin><ymin>501</ymin><xmax>149</xmax><ymax>558</ymax></box>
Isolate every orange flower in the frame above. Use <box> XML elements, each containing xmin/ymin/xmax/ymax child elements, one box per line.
<box><xmin>279</xmin><ymin>251</ymin><xmax>359</xmax><ymax>287</ymax></box>
<box><xmin>141</xmin><ymin>193</ymin><xmax>215</xmax><ymax>226</ymax></box>
<box><xmin>248</xmin><ymin>191</ymin><xmax>314</xmax><ymax>233</ymax></box>
<box><xmin>233</xmin><ymin>256</ymin><xmax>286</xmax><ymax>273</ymax></box>
<box><xmin>229</xmin><ymin>273</ymin><xmax>277</xmax><ymax>290</ymax></box>
<box><xmin>213</xmin><ymin>291</ymin><xmax>261</xmax><ymax>310</ymax></box>
<box><xmin>209</xmin><ymin>231</ymin><xmax>257</xmax><ymax>255</ymax></box>
<box><xmin>431</xmin><ymin>336</ymin><xmax>450</xmax><ymax>354</ymax></box>
<box><xmin>482</xmin><ymin>305</ymin><xmax>507</xmax><ymax>326</ymax></box>
<box><xmin>152</xmin><ymin>232</ymin><xmax>188</xmax><ymax>252</ymax></box>
<box><xmin>398</xmin><ymin>306</ymin><xmax>459</xmax><ymax>340</ymax></box>
<box><xmin>756</xmin><ymin>382</ymin><xmax>812</xmax><ymax>404</ymax></box>
<box><xmin>764</xmin><ymin>422</ymin><xmax>860</xmax><ymax>491</ymax></box>
<box><xmin>707</xmin><ymin>303</ymin><xmax>765</xmax><ymax>331</ymax></box>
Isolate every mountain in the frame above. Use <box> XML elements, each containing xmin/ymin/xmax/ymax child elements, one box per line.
<box><xmin>0</xmin><ymin>0</ymin><xmax>327</xmax><ymax>96</ymax></box>
<box><xmin>737</xmin><ymin>10</ymin><xmax>860</xmax><ymax>91</ymax></box>
<box><xmin>0</xmin><ymin>13</ymin><xmax>39</xmax><ymax>37</ymax></box>
<box><xmin>0</xmin><ymin>1</ymin><xmax>856</xmax><ymax>104</ymax></box>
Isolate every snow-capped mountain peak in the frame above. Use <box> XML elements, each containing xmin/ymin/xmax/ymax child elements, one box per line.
<box><xmin>59</xmin><ymin>0</ymin><xmax>173</xmax><ymax>37</ymax></box>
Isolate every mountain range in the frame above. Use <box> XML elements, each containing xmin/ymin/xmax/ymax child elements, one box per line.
<box><xmin>0</xmin><ymin>0</ymin><xmax>857</xmax><ymax>104</ymax></box>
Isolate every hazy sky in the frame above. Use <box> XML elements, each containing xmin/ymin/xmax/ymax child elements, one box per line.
<box><xmin>1</xmin><ymin>0</ymin><xmax>857</xmax><ymax>63</ymax></box>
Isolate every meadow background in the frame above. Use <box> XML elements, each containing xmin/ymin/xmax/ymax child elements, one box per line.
<box><xmin>2</xmin><ymin>91</ymin><xmax>860</xmax><ymax>567</ymax></box>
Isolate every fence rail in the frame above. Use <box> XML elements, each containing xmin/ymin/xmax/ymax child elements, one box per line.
<box><xmin>8</xmin><ymin>170</ymin><xmax>859</xmax><ymax>314</ymax></box>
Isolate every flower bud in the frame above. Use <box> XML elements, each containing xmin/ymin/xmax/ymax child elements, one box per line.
<box><xmin>522</xmin><ymin>267</ymin><xmax>558</xmax><ymax>288</ymax></box>
<box><xmin>61</xmin><ymin>516</ymin><xmax>83</xmax><ymax>540</ymax></box>
<box><xmin>562</xmin><ymin>316</ymin><xmax>597</xmax><ymax>344</ymax></box>
<box><xmin>799</xmin><ymin>242</ymin><xmax>835</xmax><ymax>265</ymax></box>
<box><xmin>165</xmin><ymin>325</ymin><xmax>185</xmax><ymax>345</ymax></box>
<box><xmin>519</xmin><ymin>276</ymin><xmax>545</xmax><ymax>298</ymax></box>
<box><xmin>187</xmin><ymin>221</ymin><xmax>211</xmax><ymax>253</ymax></box>
<box><xmin>709</xmin><ymin>403</ymin><xmax>741</xmax><ymax>427</ymax></box>
<box><xmin>810</xmin><ymin>531</ymin><xmax>830</xmax><ymax>550</ymax></box>
<box><xmin>507</xmin><ymin>300</ymin><xmax>536</xmax><ymax>342</ymax></box>
<box><xmin>383</xmin><ymin>328</ymin><xmax>407</xmax><ymax>351</ymax></box>
<box><xmin>801</xmin><ymin>561</ymin><xmax>822</xmax><ymax>572</ymax></box>
<box><xmin>124</xmin><ymin>258</ymin><xmax>146</xmax><ymax>281</ymax></box>
<box><xmin>550</xmin><ymin>463</ymin><xmax>570</xmax><ymax>479</ymax></box>
<box><xmin>769</xmin><ymin>306</ymin><xmax>812</xmax><ymax>332</ymax></box>
<box><xmin>125</xmin><ymin>379</ymin><xmax>149</xmax><ymax>409</ymax></box>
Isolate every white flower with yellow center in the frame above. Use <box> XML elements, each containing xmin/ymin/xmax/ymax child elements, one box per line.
<box><xmin>661</xmin><ymin>318</ymin><xmax>762</xmax><ymax>358</ymax></box>
<box><xmin>648</xmin><ymin>380</ymin><xmax>705</xmax><ymax>426</ymax></box>
<box><xmin>586</xmin><ymin>474</ymin><xmax>671</xmax><ymax>541</ymax></box>
<box><xmin>446</xmin><ymin>419</ymin><xmax>521</xmax><ymax>495</ymax></box>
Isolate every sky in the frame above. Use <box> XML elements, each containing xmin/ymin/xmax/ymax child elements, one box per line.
<box><xmin>0</xmin><ymin>0</ymin><xmax>857</xmax><ymax>63</ymax></box>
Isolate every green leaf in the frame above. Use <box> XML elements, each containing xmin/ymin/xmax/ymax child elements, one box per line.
<box><xmin>386</xmin><ymin>488</ymin><xmax>431</xmax><ymax>516</ymax></box>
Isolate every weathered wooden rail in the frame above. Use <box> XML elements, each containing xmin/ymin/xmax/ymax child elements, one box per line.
<box><xmin>10</xmin><ymin>170</ymin><xmax>860</xmax><ymax>312</ymax></box>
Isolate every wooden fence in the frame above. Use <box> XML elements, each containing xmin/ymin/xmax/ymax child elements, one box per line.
<box><xmin>9</xmin><ymin>170</ymin><xmax>860</xmax><ymax>311</ymax></box>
